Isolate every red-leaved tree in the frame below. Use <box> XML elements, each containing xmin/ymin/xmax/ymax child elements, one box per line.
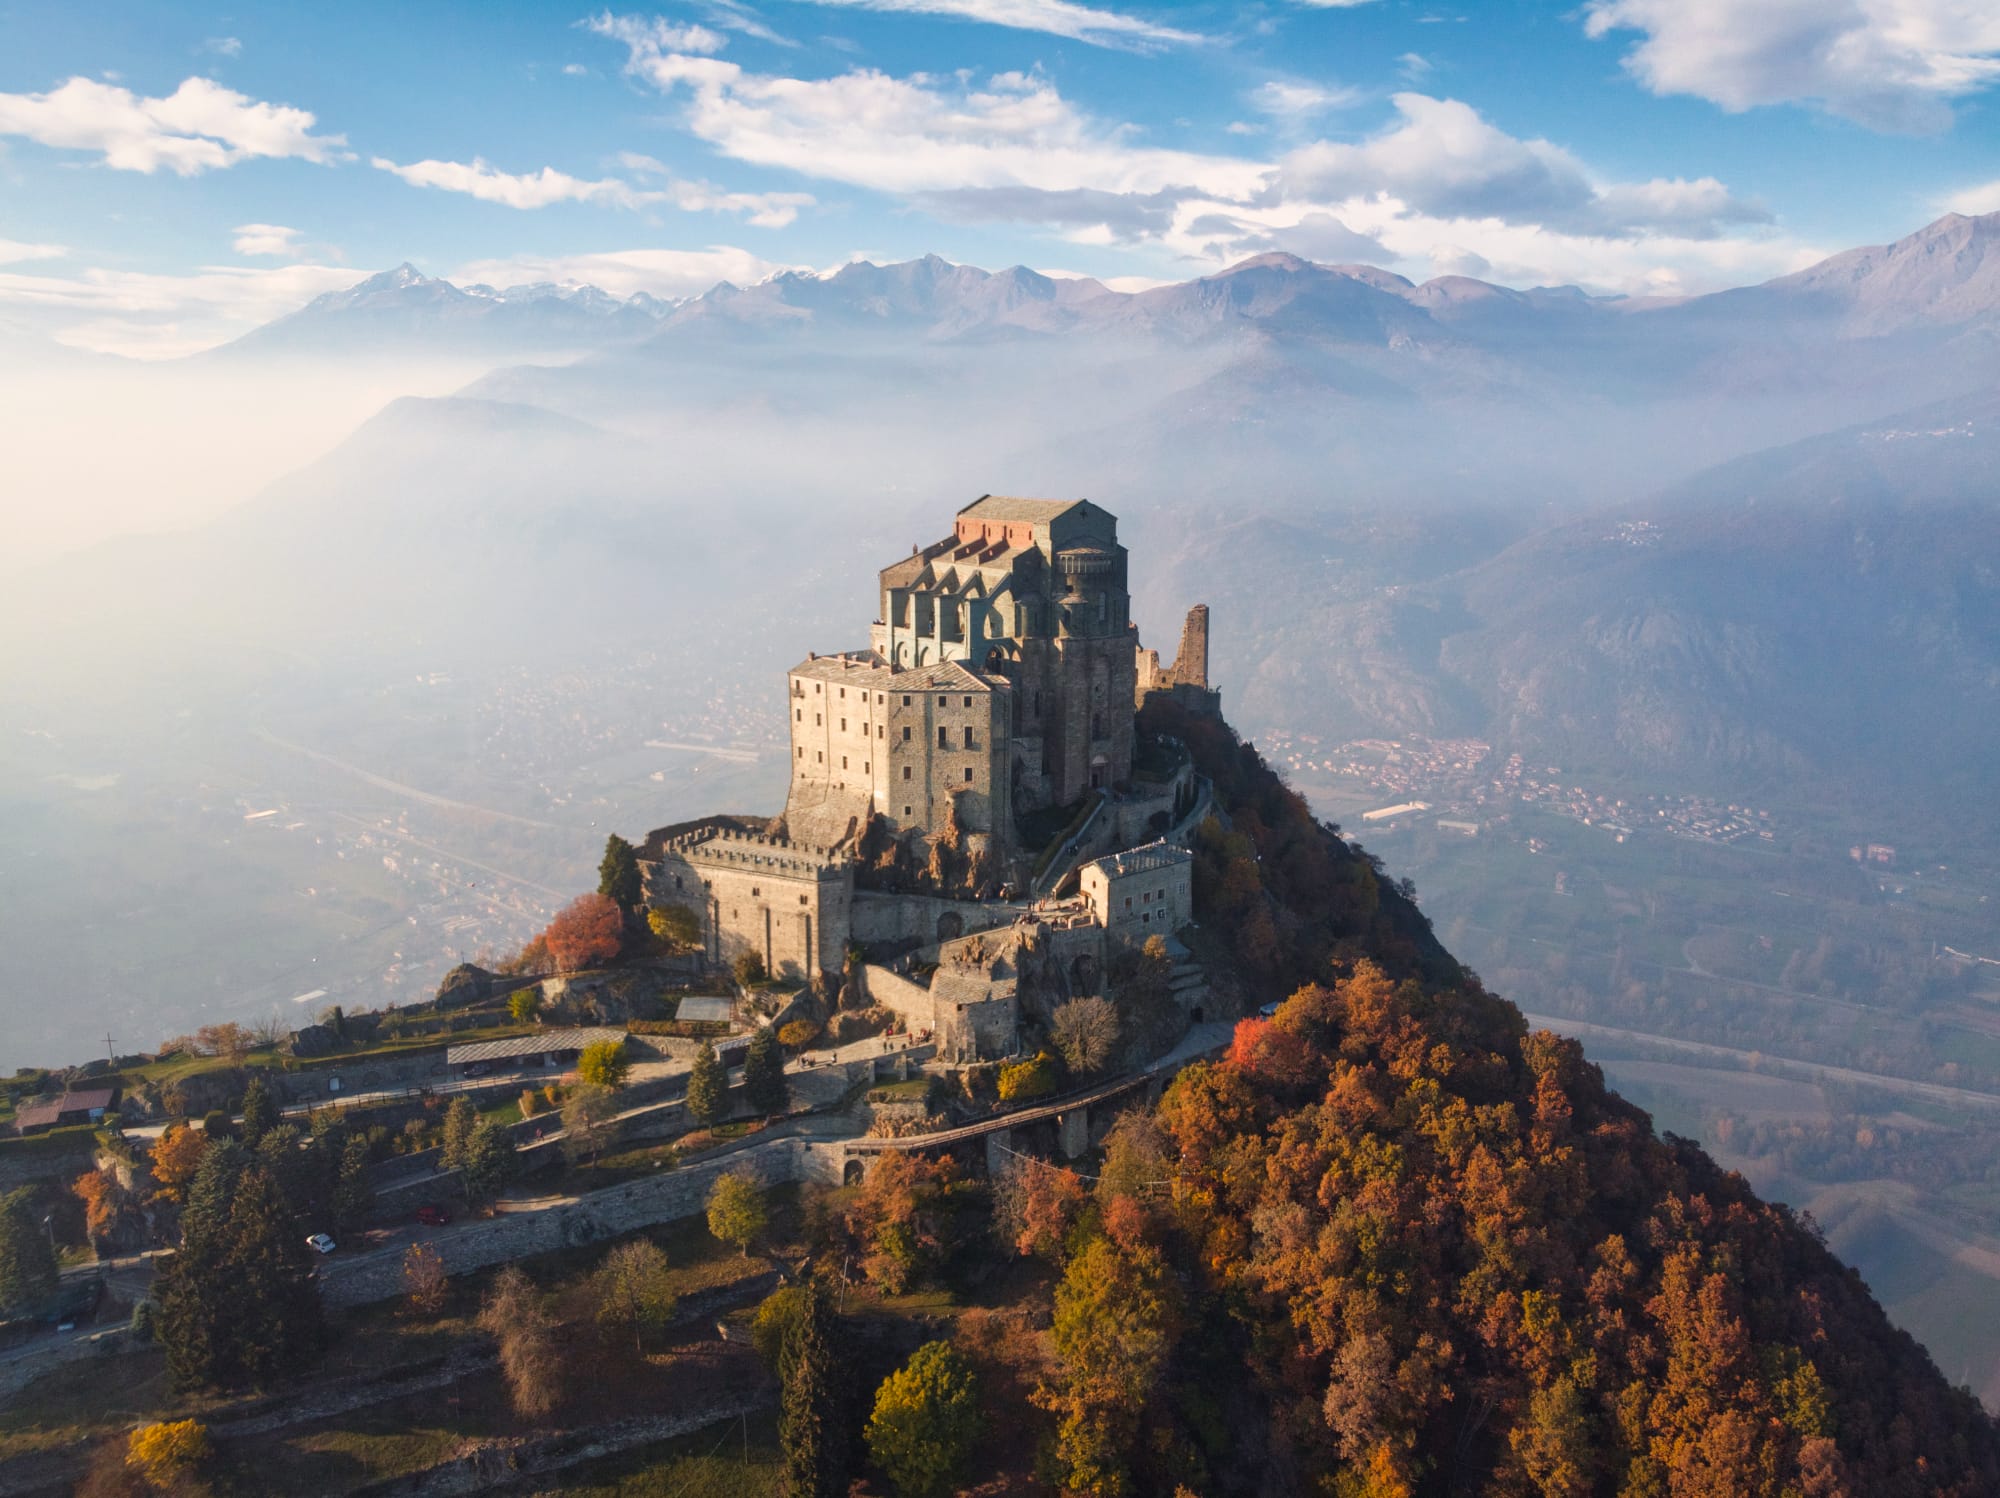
<box><xmin>542</xmin><ymin>893</ymin><xmax>623</xmax><ymax>975</ymax></box>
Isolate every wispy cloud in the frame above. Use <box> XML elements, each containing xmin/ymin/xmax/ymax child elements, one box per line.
<box><xmin>201</xmin><ymin>36</ymin><xmax>244</xmax><ymax>58</ymax></box>
<box><xmin>1249</xmin><ymin>80</ymin><xmax>1364</xmax><ymax>119</ymax></box>
<box><xmin>1941</xmin><ymin>178</ymin><xmax>2000</xmax><ymax>216</ymax></box>
<box><xmin>372</xmin><ymin>152</ymin><xmax>814</xmax><ymax>225</ymax></box>
<box><xmin>232</xmin><ymin>223</ymin><xmax>306</xmax><ymax>257</ymax></box>
<box><xmin>786</xmin><ymin>0</ymin><xmax>1201</xmax><ymax>49</ymax></box>
<box><xmin>0</xmin><ymin>75</ymin><xmax>344</xmax><ymax>175</ymax></box>
<box><xmin>449</xmin><ymin>245</ymin><xmax>795</xmax><ymax>299</ymax></box>
<box><xmin>0</xmin><ymin>260</ymin><xmax>364</xmax><ymax>357</ymax></box>
<box><xmin>0</xmin><ymin>238</ymin><xmax>65</xmax><ymax>265</ymax></box>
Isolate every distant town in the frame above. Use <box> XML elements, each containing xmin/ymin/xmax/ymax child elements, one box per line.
<box><xmin>1263</xmin><ymin>730</ymin><xmax>1780</xmax><ymax>850</ymax></box>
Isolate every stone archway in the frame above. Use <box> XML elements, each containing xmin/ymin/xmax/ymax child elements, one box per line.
<box><xmin>937</xmin><ymin>911</ymin><xmax>965</xmax><ymax>942</ymax></box>
<box><xmin>843</xmin><ymin>1159</ymin><xmax>866</xmax><ymax>1187</ymax></box>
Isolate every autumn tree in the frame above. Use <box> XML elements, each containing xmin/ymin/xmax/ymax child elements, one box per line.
<box><xmin>847</xmin><ymin>1152</ymin><xmax>973</xmax><ymax>1294</ymax></box>
<box><xmin>647</xmin><ymin>903</ymin><xmax>701</xmax><ymax>952</ymax></box>
<box><xmin>685</xmin><ymin>1040</ymin><xmax>726</xmax><ymax>1126</ymax></box>
<box><xmin>125</xmin><ymin>1420</ymin><xmax>212</xmax><ymax>1491</ymax></box>
<box><xmin>780</xmin><ymin>1278</ymin><xmax>849</xmax><ymax>1498</ymax></box>
<box><xmin>149</xmin><ymin>1124</ymin><xmax>209</xmax><ymax>1204</ymax></box>
<box><xmin>743</xmin><ymin>1026</ymin><xmax>788</xmax><ymax>1115</ymax></box>
<box><xmin>194</xmin><ymin>1023</ymin><xmax>253</xmax><ymax>1063</ymax></box>
<box><xmin>865</xmin><ymin>1340</ymin><xmax>981</xmax><ymax>1498</ymax></box>
<box><xmin>542</xmin><ymin>892</ymin><xmax>624</xmax><ymax>974</ymax></box>
<box><xmin>733</xmin><ymin>949</ymin><xmax>768</xmax><ymax>987</ymax></box>
<box><xmin>593</xmin><ymin>1238</ymin><xmax>678</xmax><ymax>1352</ymax></box>
<box><xmin>598</xmin><ymin>833</ymin><xmax>642</xmax><ymax>909</ymax></box>
<box><xmin>478</xmin><ymin>1266</ymin><xmax>564</xmax><ymax>1418</ymax></box>
<box><xmin>993</xmin><ymin>1158</ymin><xmax>1087</xmax><ymax>1264</ymax></box>
<box><xmin>1050</xmin><ymin>996</ymin><xmax>1121</xmax><ymax>1076</ymax></box>
<box><xmin>508</xmin><ymin>986</ymin><xmax>543</xmax><ymax>1024</ymax></box>
<box><xmin>0</xmin><ymin>1186</ymin><xmax>58</xmax><ymax>1315</ymax></box>
<box><xmin>238</xmin><ymin>1076</ymin><xmax>279</xmax><ymax>1147</ymax></box>
<box><xmin>706</xmin><ymin>1171</ymin><xmax>768</xmax><ymax>1257</ymax></box>
<box><xmin>403</xmin><ymin>1242</ymin><xmax>448</xmax><ymax>1316</ymax></box>
<box><xmin>1036</xmin><ymin>1235</ymin><xmax>1181</xmax><ymax>1496</ymax></box>
<box><xmin>996</xmin><ymin>1053</ymin><xmax>1056</xmax><ymax>1102</ymax></box>
<box><xmin>72</xmin><ymin>1168</ymin><xmax>138</xmax><ymax>1253</ymax></box>
<box><xmin>578</xmin><ymin>1038</ymin><xmax>630</xmax><ymax>1090</ymax></box>
<box><xmin>751</xmin><ymin>1283</ymin><xmax>808</xmax><ymax>1373</ymax></box>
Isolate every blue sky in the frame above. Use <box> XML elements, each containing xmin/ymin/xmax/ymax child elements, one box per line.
<box><xmin>3</xmin><ymin>0</ymin><xmax>1999</xmax><ymax>355</ymax></box>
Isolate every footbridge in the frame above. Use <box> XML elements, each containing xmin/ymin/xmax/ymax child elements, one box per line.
<box><xmin>839</xmin><ymin>1020</ymin><xmax>1232</xmax><ymax>1178</ymax></box>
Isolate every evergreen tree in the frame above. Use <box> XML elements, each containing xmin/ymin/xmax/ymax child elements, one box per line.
<box><xmin>0</xmin><ymin>1187</ymin><xmax>58</xmax><ymax>1316</ymax></box>
<box><xmin>257</xmin><ymin>1124</ymin><xmax>334</xmax><ymax>1231</ymax></box>
<box><xmin>440</xmin><ymin>1097</ymin><xmax>478</xmax><ymax>1174</ymax></box>
<box><xmin>686</xmin><ymin>1040</ymin><xmax>726</xmax><ymax>1126</ymax></box>
<box><xmin>780</xmin><ymin>1279</ymin><xmax>848</xmax><ymax>1498</ymax></box>
<box><xmin>743</xmin><ymin>1025</ymin><xmax>789</xmax><ymax>1116</ymax></box>
<box><xmin>239</xmin><ymin>1075</ymin><xmax>279</xmax><ymax>1147</ymax></box>
<box><xmin>220</xmin><ymin>1166</ymin><xmax>326</xmax><ymax>1387</ymax></box>
<box><xmin>460</xmin><ymin>1120</ymin><xmax>516</xmax><ymax>1207</ymax></box>
<box><xmin>332</xmin><ymin>1134</ymin><xmax>374</xmax><ymax>1237</ymax></box>
<box><xmin>159</xmin><ymin>1151</ymin><xmax>323</xmax><ymax>1390</ymax></box>
<box><xmin>598</xmin><ymin>833</ymin><xmax>642</xmax><ymax>909</ymax></box>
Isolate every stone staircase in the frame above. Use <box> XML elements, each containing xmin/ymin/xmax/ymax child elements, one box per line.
<box><xmin>1167</xmin><ymin>954</ymin><xmax>1212</xmax><ymax>1023</ymax></box>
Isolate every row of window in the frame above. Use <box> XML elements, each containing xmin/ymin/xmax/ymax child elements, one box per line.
<box><xmin>801</xmin><ymin>680</ymin><xmax>981</xmax><ymax>712</ymax></box>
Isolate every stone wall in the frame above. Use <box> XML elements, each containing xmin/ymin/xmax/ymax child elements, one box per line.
<box><xmin>850</xmin><ymin>891</ymin><xmax>1028</xmax><ymax>948</ymax></box>
<box><xmin>320</xmin><ymin>1137</ymin><xmax>813</xmax><ymax>1307</ymax></box>
<box><xmin>858</xmin><ymin>965</ymin><xmax>934</xmax><ymax>1030</ymax></box>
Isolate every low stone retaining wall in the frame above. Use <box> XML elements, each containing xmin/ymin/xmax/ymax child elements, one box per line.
<box><xmin>319</xmin><ymin>1139</ymin><xmax>822</xmax><ymax>1307</ymax></box>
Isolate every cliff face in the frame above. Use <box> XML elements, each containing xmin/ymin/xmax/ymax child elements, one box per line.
<box><xmin>1040</xmin><ymin>701</ymin><xmax>2000</xmax><ymax>1496</ymax></box>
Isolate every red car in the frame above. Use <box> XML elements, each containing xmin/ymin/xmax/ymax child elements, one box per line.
<box><xmin>415</xmin><ymin>1205</ymin><xmax>450</xmax><ymax>1227</ymax></box>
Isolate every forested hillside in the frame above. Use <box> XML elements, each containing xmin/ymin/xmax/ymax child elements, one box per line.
<box><xmin>1034</xmin><ymin>703</ymin><xmax>2000</xmax><ymax>1495</ymax></box>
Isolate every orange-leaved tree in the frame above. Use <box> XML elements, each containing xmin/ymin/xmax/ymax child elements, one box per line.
<box><xmin>542</xmin><ymin>892</ymin><xmax>623</xmax><ymax>974</ymax></box>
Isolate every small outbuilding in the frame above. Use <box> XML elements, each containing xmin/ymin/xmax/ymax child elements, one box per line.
<box><xmin>12</xmin><ymin>1086</ymin><xmax>121</xmax><ymax>1134</ymax></box>
<box><xmin>444</xmin><ymin>1027</ymin><xmax>628</xmax><ymax>1079</ymax></box>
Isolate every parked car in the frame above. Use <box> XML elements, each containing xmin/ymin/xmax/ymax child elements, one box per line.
<box><xmin>415</xmin><ymin>1205</ymin><xmax>450</xmax><ymax>1227</ymax></box>
<box><xmin>305</xmin><ymin>1233</ymin><xmax>337</xmax><ymax>1254</ymax></box>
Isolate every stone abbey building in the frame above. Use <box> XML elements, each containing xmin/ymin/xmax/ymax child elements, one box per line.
<box><xmin>635</xmin><ymin>495</ymin><xmax>1217</xmax><ymax>1056</ymax></box>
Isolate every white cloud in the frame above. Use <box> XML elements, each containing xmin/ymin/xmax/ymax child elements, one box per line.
<box><xmin>373</xmin><ymin>155</ymin><xmax>650</xmax><ymax>209</ymax></box>
<box><xmin>1250</xmin><ymin>80</ymin><xmax>1364</xmax><ymax>119</ymax></box>
<box><xmin>0</xmin><ymin>260</ymin><xmax>364</xmax><ymax>357</ymax></box>
<box><xmin>582</xmin><ymin>12</ymin><xmax>730</xmax><ymax>55</ymax></box>
<box><xmin>0</xmin><ymin>75</ymin><xmax>344</xmax><ymax>174</ymax></box>
<box><xmin>563</xmin><ymin>62</ymin><xmax>591</xmax><ymax>76</ymax></box>
<box><xmin>593</xmin><ymin>17</ymin><xmax>1267</xmax><ymax>204</ymax></box>
<box><xmin>588</xmin><ymin>17</ymin><xmax>1805</xmax><ymax>293</ymax></box>
<box><xmin>1291</xmin><ymin>1</ymin><xmax>1380</xmax><ymax>8</ymax></box>
<box><xmin>1584</xmin><ymin>0</ymin><xmax>2000</xmax><ymax>132</ymax></box>
<box><xmin>786</xmin><ymin>0</ymin><xmax>1201</xmax><ymax>49</ymax></box>
<box><xmin>232</xmin><ymin>223</ymin><xmax>305</xmax><ymax>257</ymax></box>
<box><xmin>1280</xmin><ymin>94</ymin><xmax>1769</xmax><ymax>237</ymax></box>
<box><xmin>617</xmin><ymin>153</ymin><xmax>816</xmax><ymax>225</ymax></box>
<box><xmin>448</xmin><ymin>245</ymin><xmax>796</xmax><ymax>300</ymax></box>
<box><xmin>202</xmin><ymin>37</ymin><xmax>243</xmax><ymax>58</ymax></box>
<box><xmin>1941</xmin><ymin>178</ymin><xmax>2000</xmax><ymax>215</ymax></box>
<box><xmin>0</xmin><ymin>239</ymin><xmax>65</xmax><ymax>265</ymax></box>
<box><xmin>372</xmin><ymin>151</ymin><xmax>814</xmax><ymax>224</ymax></box>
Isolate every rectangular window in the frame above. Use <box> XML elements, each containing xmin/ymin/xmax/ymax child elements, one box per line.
<box><xmin>796</xmin><ymin>747</ymin><xmax>803</xmax><ymax>759</ymax></box>
<box><xmin>839</xmin><ymin>687</ymin><xmax>846</xmax><ymax>699</ymax></box>
<box><xmin>795</xmin><ymin>708</ymin><xmax>802</xmax><ymax>722</ymax></box>
<box><xmin>841</xmin><ymin>756</ymin><xmax>848</xmax><ymax>770</ymax></box>
<box><xmin>1124</xmin><ymin>897</ymin><xmax>1132</xmax><ymax>909</ymax></box>
<box><xmin>964</xmin><ymin>696</ymin><xmax>972</xmax><ymax>708</ymax></box>
<box><xmin>902</xmin><ymin>766</ymin><xmax>912</xmax><ymax>781</ymax></box>
<box><xmin>815</xmin><ymin>713</ymin><xmax>822</xmax><ymax>726</ymax></box>
<box><xmin>964</xmin><ymin>767</ymin><xmax>974</xmax><ymax>783</ymax></box>
<box><xmin>878</xmin><ymin>725</ymin><xmax>884</xmax><ymax>738</ymax></box>
<box><xmin>962</xmin><ymin>726</ymin><xmax>975</xmax><ymax>749</ymax></box>
<box><xmin>902</xmin><ymin>726</ymin><xmax>912</xmax><ymax>742</ymax></box>
<box><xmin>864</xmin><ymin>762</ymin><xmax>870</xmax><ymax>774</ymax></box>
<box><xmin>840</xmin><ymin>718</ymin><xmax>846</xmax><ymax>732</ymax></box>
<box><xmin>903</xmin><ymin>694</ymin><xmax>912</xmax><ymax>706</ymax></box>
<box><xmin>938</xmin><ymin>695</ymin><xmax>947</xmax><ymax>707</ymax></box>
<box><xmin>938</xmin><ymin>726</ymin><xmax>949</xmax><ymax>749</ymax></box>
<box><xmin>816</xmin><ymin>751</ymin><xmax>823</xmax><ymax>763</ymax></box>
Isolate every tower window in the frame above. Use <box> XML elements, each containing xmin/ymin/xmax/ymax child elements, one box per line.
<box><xmin>841</xmin><ymin>756</ymin><xmax>848</xmax><ymax>770</ymax></box>
<box><xmin>903</xmin><ymin>695</ymin><xmax>912</xmax><ymax>706</ymax></box>
<box><xmin>840</xmin><ymin>718</ymin><xmax>846</xmax><ymax>732</ymax></box>
<box><xmin>903</xmin><ymin>805</ymin><xmax>912</xmax><ymax>816</ymax></box>
<box><xmin>797</xmin><ymin>748</ymin><xmax>804</xmax><ymax>759</ymax></box>
<box><xmin>795</xmin><ymin>709</ymin><xmax>802</xmax><ymax>722</ymax></box>
<box><xmin>902</xmin><ymin>726</ymin><xmax>912</xmax><ymax>742</ymax></box>
<box><xmin>903</xmin><ymin>766</ymin><xmax>912</xmax><ymax>781</ymax></box>
<box><xmin>938</xmin><ymin>726</ymin><xmax>950</xmax><ymax>749</ymax></box>
<box><xmin>964</xmin><ymin>768</ymin><xmax>974</xmax><ymax>783</ymax></box>
<box><xmin>963</xmin><ymin>696</ymin><xmax>972</xmax><ymax>708</ymax></box>
<box><xmin>962</xmin><ymin>726</ymin><xmax>975</xmax><ymax>749</ymax></box>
